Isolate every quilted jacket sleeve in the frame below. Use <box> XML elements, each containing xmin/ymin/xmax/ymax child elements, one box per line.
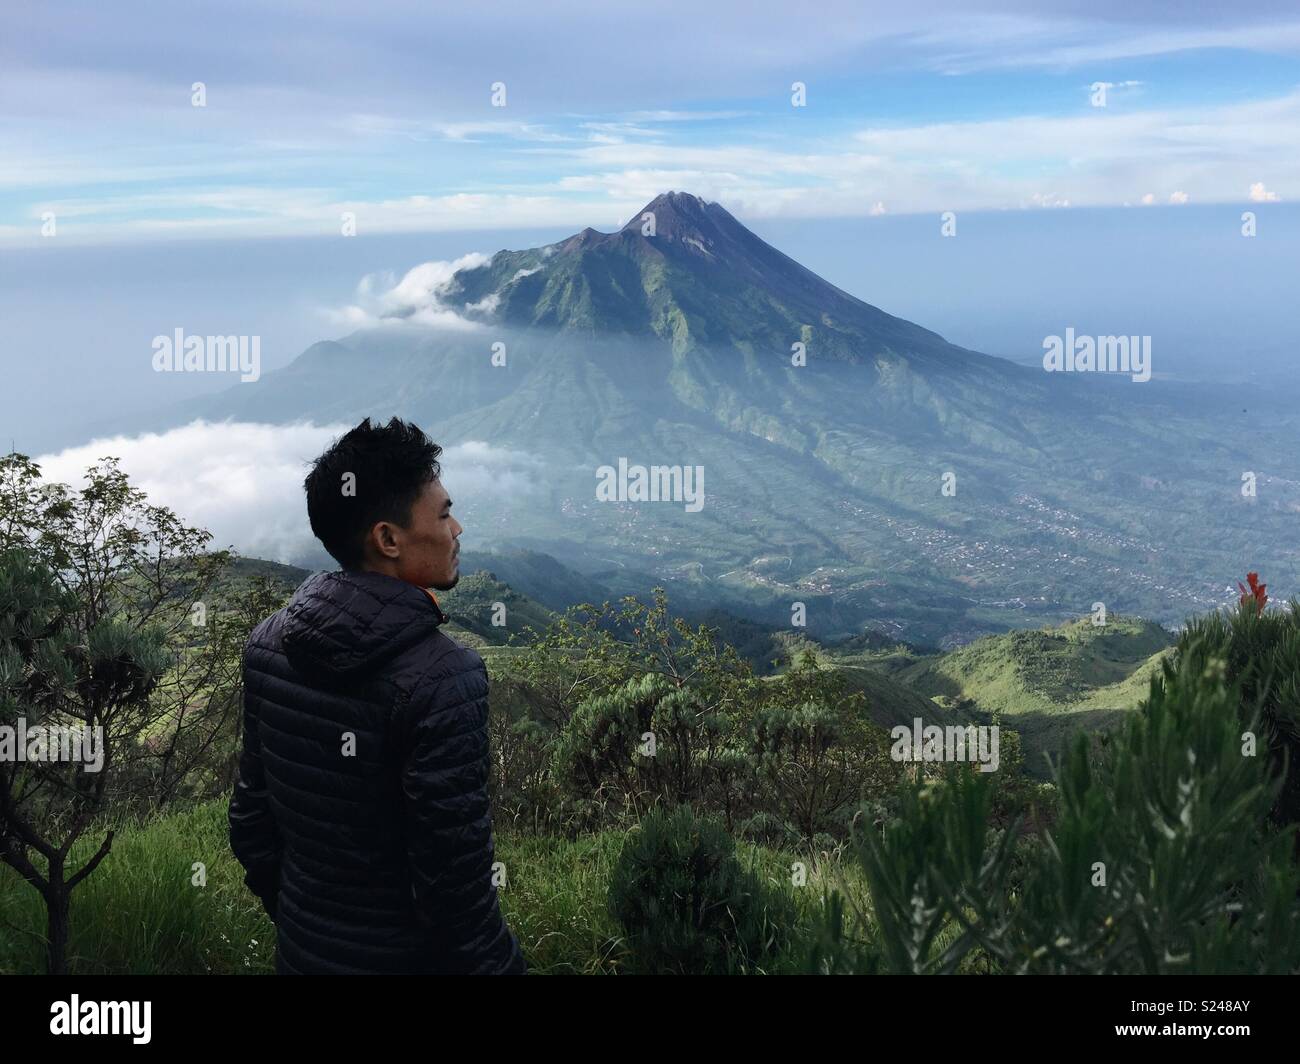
<box><xmin>228</xmin><ymin>651</ymin><xmax>283</xmax><ymax>921</ymax></box>
<box><xmin>400</xmin><ymin>649</ymin><xmax>526</xmax><ymax>974</ymax></box>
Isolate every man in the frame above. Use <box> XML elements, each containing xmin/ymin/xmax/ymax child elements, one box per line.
<box><xmin>228</xmin><ymin>416</ymin><xmax>526</xmax><ymax>974</ymax></box>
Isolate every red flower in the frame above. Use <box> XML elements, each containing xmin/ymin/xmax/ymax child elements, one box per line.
<box><xmin>1238</xmin><ymin>572</ymin><xmax>1268</xmax><ymax>611</ymax></box>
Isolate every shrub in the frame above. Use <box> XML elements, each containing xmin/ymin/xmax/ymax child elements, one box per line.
<box><xmin>551</xmin><ymin>672</ymin><xmax>747</xmax><ymax>830</ymax></box>
<box><xmin>749</xmin><ymin>699</ymin><xmax>873</xmax><ymax>841</ymax></box>
<box><xmin>607</xmin><ymin>804</ymin><xmax>793</xmax><ymax>973</ymax></box>
<box><xmin>1172</xmin><ymin>596</ymin><xmax>1300</xmax><ymax>838</ymax></box>
<box><xmin>485</xmin><ymin>674</ymin><xmax>568</xmax><ymax>834</ymax></box>
<box><xmin>817</xmin><ymin>633</ymin><xmax>1300</xmax><ymax>974</ymax></box>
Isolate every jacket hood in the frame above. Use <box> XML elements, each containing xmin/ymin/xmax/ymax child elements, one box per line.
<box><xmin>281</xmin><ymin>570</ymin><xmax>449</xmax><ymax>682</ymax></box>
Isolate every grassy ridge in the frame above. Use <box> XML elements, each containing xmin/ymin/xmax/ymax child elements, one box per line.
<box><xmin>894</xmin><ymin>616</ymin><xmax>1173</xmax><ymax>713</ymax></box>
<box><xmin>818</xmin><ymin>617</ymin><xmax>1173</xmax><ymax>777</ymax></box>
<box><xmin>434</xmin><ymin>569</ymin><xmax>558</xmax><ymax>647</ymax></box>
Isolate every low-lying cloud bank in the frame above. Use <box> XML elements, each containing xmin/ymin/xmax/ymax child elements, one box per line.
<box><xmin>34</xmin><ymin>419</ymin><xmax>543</xmax><ymax>565</ymax></box>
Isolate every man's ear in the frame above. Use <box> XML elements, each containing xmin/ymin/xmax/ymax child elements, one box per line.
<box><xmin>370</xmin><ymin>520</ymin><xmax>401</xmax><ymax>559</ymax></box>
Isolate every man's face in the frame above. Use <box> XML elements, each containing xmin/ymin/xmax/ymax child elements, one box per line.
<box><xmin>365</xmin><ymin>478</ymin><xmax>462</xmax><ymax>590</ymax></box>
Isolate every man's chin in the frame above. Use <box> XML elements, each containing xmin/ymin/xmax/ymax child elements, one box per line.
<box><xmin>430</xmin><ymin>567</ymin><xmax>460</xmax><ymax>592</ymax></box>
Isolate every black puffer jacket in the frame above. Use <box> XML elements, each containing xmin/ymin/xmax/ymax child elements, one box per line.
<box><xmin>228</xmin><ymin>569</ymin><xmax>526</xmax><ymax>974</ymax></box>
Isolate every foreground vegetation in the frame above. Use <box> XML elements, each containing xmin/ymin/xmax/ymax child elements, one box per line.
<box><xmin>2</xmin><ymin>453</ymin><xmax>1297</xmax><ymax>974</ymax></box>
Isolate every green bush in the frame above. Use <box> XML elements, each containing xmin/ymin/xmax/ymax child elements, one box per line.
<box><xmin>1172</xmin><ymin>598</ymin><xmax>1300</xmax><ymax>837</ymax></box>
<box><xmin>818</xmin><ymin>629</ymin><xmax>1300</xmax><ymax>974</ymax></box>
<box><xmin>607</xmin><ymin>804</ymin><xmax>794</xmax><ymax>973</ymax></box>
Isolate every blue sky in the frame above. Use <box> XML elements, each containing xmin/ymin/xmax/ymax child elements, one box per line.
<box><xmin>3</xmin><ymin>0</ymin><xmax>1298</xmax><ymax>245</ymax></box>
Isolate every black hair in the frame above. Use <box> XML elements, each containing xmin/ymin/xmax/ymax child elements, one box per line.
<box><xmin>303</xmin><ymin>417</ymin><xmax>442</xmax><ymax>569</ymax></box>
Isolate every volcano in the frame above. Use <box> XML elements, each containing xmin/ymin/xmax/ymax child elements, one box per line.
<box><xmin>135</xmin><ymin>191</ymin><xmax>1288</xmax><ymax>642</ymax></box>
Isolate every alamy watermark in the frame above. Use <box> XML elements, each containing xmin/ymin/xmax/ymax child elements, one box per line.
<box><xmin>152</xmin><ymin>328</ymin><xmax>261</xmax><ymax>382</ymax></box>
<box><xmin>0</xmin><ymin>718</ymin><xmax>104</xmax><ymax>772</ymax></box>
<box><xmin>1042</xmin><ymin>327</ymin><xmax>1151</xmax><ymax>382</ymax></box>
<box><xmin>595</xmin><ymin>458</ymin><xmax>705</xmax><ymax>512</ymax></box>
<box><xmin>890</xmin><ymin>717</ymin><xmax>1000</xmax><ymax>773</ymax></box>
<box><xmin>50</xmin><ymin>996</ymin><xmax>150</xmax><ymax>1044</ymax></box>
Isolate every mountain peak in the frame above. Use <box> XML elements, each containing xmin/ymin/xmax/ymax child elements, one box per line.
<box><xmin>630</xmin><ymin>189</ymin><xmax>713</xmax><ymax>218</ymax></box>
<box><xmin>447</xmin><ymin>188</ymin><xmax>952</xmax><ymax>363</ymax></box>
<box><xmin>621</xmin><ymin>190</ymin><xmax>733</xmax><ymax>245</ymax></box>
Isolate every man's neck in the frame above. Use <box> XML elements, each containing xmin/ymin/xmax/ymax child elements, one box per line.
<box><xmin>357</xmin><ymin>559</ymin><xmax>403</xmax><ymax>581</ymax></box>
<box><xmin>352</xmin><ymin>565</ymin><xmax>444</xmax><ymax>616</ymax></box>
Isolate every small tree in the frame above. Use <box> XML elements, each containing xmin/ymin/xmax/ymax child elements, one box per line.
<box><xmin>0</xmin><ymin>547</ymin><xmax>169</xmax><ymax>972</ymax></box>
<box><xmin>505</xmin><ymin>602</ymin><xmax>630</xmax><ymax>730</ymax></box>
<box><xmin>506</xmin><ymin>588</ymin><xmax>761</xmax><ymax>828</ymax></box>
<box><xmin>748</xmin><ymin>650</ymin><xmax>897</xmax><ymax>843</ymax></box>
<box><xmin>750</xmin><ymin>699</ymin><xmax>876</xmax><ymax>842</ymax></box>
<box><xmin>551</xmin><ymin>672</ymin><xmax>733</xmax><ymax>823</ymax></box>
<box><xmin>485</xmin><ymin>673</ymin><xmax>564</xmax><ymax>833</ymax></box>
<box><xmin>0</xmin><ymin>452</ymin><xmax>248</xmax><ymax>972</ymax></box>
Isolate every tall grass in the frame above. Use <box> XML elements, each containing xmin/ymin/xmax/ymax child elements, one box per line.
<box><xmin>1</xmin><ymin>800</ymin><xmax>886</xmax><ymax>974</ymax></box>
<box><xmin>0</xmin><ymin>801</ymin><xmax>274</xmax><ymax>975</ymax></box>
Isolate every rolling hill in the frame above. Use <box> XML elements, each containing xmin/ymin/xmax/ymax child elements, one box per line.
<box><xmin>857</xmin><ymin>616</ymin><xmax>1176</xmax><ymax>775</ymax></box>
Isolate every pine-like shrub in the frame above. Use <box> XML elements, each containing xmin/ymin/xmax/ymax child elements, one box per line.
<box><xmin>816</xmin><ymin>629</ymin><xmax>1300</xmax><ymax>974</ymax></box>
<box><xmin>1172</xmin><ymin>596</ymin><xmax>1300</xmax><ymax>837</ymax></box>
<box><xmin>607</xmin><ymin>804</ymin><xmax>793</xmax><ymax>973</ymax></box>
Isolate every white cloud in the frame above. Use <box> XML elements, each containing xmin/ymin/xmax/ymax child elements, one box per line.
<box><xmin>1026</xmin><ymin>192</ymin><xmax>1071</xmax><ymax>208</ymax></box>
<box><xmin>846</xmin><ymin>92</ymin><xmax>1300</xmax><ymax>211</ymax></box>
<box><xmin>327</xmin><ymin>256</ymin><xmax>548</xmax><ymax>330</ymax></box>
<box><xmin>0</xmin><ymin>190</ymin><xmax>624</xmax><ymax>248</ymax></box>
<box><xmin>327</xmin><ymin>253</ymin><xmax>492</xmax><ymax>330</ymax></box>
<box><xmin>34</xmin><ymin>420</ymin><xmax>342</xmax><ymax>563</ymax></box>
<box><xmin>540</xmin><ymin>90</ymin><xmax>1300</xmax><ymax>220</ymax></box>
<box><xmin>465</xmin><ymin>292</ymin><xmax>501</xmax><ymax>314</ymax></box>
<box><xmin>1169</xmin><ymin>190</ymin><xmax>1190</xmax><ymax>204</ymax></box>
<box><xmin>621</xmin><ymin>110</ymin><xmax>756</xmax><ymax>122</ymax></box>
<box><xmin>33</xmin><ymin>420</ymin><xmax>546</xmax><ymax>564</ymax></box>
<box><xmin>869</xmin><ymin>201</ymin><xmax>887</xmax><ymax>216</ymax></box>
<box><xmin>343</xmin><ymin>116</ymin><xmax>575</xmax><ymax>143</ymax></box>
<box><xmin>1250</xmin><ymin>181</ymin><xmax>1280</xmax><ymax>202</ymax></box>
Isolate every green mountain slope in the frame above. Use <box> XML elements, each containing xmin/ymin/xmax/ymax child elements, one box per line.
<box><xmin>456</xmin><ymin>548</ymin><xmax>612</xmax><ymax>615</ymax></box>
<box><xmin>779</xmin><ymin>633</ymin><xmax>973</xmax><ymax>732</ymax></box>
<box><xmin>880</xmin><ymin>616</ymin><xmax>1175</xmax><ymax>775</ymax></box>
<box><xmin>894</xmin><ymin>616</ymin><xmax>1174</xmax><ymax>714</ymax></box>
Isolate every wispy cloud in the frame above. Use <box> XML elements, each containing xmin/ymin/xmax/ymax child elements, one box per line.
<box><xmin>908</xmin><ymin>14</ymin><xmax>1300</xmax><ymax>74</ymax></box>
<box><xmin>326</xmin><ymin>253</ymin><xmax>493</xmax><ymax>330</ymax></box>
